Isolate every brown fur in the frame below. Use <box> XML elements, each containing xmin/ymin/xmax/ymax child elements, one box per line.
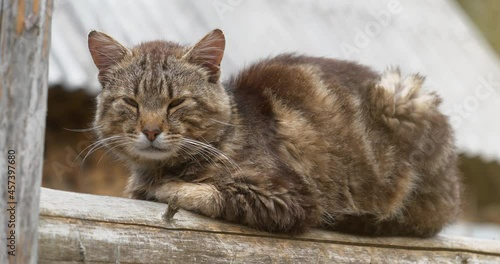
<box><xmin>88</xmin><ymin>29</ymin><xmax>462</xmax><ymax>236</ymax></box>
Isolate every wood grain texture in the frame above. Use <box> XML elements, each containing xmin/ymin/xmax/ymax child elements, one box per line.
<box><xmin>0</xmin><ymin>0</ymin><xmax>52</xmax><ymax>263</ymax></box>
<box><xmin>39</xmin><ymin>188</ymin><xmax>500</xmax><ymax>263</ymax></box>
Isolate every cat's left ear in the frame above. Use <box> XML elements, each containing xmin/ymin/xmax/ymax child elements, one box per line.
<box><xmin>88</xmin><ymin>30</ymin><xmax>131</xmax><ymax>82</ymax></box>
<box><xmin>183</xmin><ymin>29</ymin><xmax>225</xmax><ymax>83</ymax></box>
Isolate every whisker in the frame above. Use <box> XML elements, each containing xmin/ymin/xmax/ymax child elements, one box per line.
<box><xmin>186</xmin><ymin>137</ymin><xmax>241</xmax><ymax>170</ymax></box>
<box><xmin>77</xmin><ymin>136</ymin><xmax>129</xmax><ymax>176</ymax></box>
<box><xmin>73</xmin><ymin>136</ymin><xmax>123</xmax><ymax>165</ymax></box>
<box><xmin>63</xmin><ymin>125</ymin><xmax>104</xmax><ymax>132</ymax></box>
<box><xmin>210</xmin><ymin>118</ymin><xmax>241</xmax><ymax>127</ymax></box>
<box><xmin>184</xmin><ymin>141</ymin><xmax>219</xmax><ymax>169</ymax></box>
<box><xmin>177</xmin><ymin>145</ymin><xmax>202</xmax><ymax>167</ymax></box>
<box><xmin>181</xmin><ymin>137</ymin><xmax>242</xmax><ymax>177</ymax></box>
<box><xmin>96</xmin><ymin>141</ymin><xmax>132</xmax><ymax>165</ymax></box>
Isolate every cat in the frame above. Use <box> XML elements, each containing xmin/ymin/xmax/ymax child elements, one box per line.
<box><xmin>88</xmin><ymin>29</ymin><xmax>461</xmax><ymax>237</ymax></box>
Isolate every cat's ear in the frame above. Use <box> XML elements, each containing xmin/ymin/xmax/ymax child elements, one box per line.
<box><xmin>88</xmin><ymin>31</ymin><xmax>131</xmax><ymax>77</ymax></box>
<box><xmin>183</xmin><ymin>29</ymin><xmax>225</xmax><ymax>83</ymax></box>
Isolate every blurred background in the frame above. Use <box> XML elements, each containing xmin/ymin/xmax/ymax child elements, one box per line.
<box><xmin>42</xmin><ymin>0</ymin><xmax>500</xmax><ymax>239</ymax></box>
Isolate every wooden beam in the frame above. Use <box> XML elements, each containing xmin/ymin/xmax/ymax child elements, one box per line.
<box><xmin>38</xmin><ymin>188</ymin><xmax>500</xmax><ymax>263</ymax></box>
<box><xmin>0</xmin><ymin>0</ymin><xmax>52</xmax><ymax>263</ymax></box>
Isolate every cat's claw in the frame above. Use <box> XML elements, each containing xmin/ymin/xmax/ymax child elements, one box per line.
<box><xmin>163</xmin><ymin>196</ymin><xmax>180</xmax><ymax>221</ymax></box>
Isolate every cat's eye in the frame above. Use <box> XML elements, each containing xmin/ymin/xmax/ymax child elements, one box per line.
<box><xmin>123</xmin><ymin>97</ymin><xmax>138</xmax><ymax>108</ymax></box>
<box><xmin>168</xmin><ymin>98</ymin><xmax>186</xmax><ymax>109</ymax></box>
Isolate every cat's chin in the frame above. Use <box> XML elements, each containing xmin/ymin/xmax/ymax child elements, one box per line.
<box><xmin>134</xmin><ymin>147</ymin><xmax>175</xmax><ymax>160</ymax></box>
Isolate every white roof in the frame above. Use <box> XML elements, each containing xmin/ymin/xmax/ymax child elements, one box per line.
<box><xmin>49</xmin><ymin>0</ymin><xmax>500</xmax><ymax>161</ymax></box>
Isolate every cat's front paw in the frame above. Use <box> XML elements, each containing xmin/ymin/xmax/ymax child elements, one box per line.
<box><xmin>154</xmin><ymin>181</ymin><xmax>182</xmax><ymax>203</ymax></box>
<box><xmin>155</xmin><ymin>181</ymin><xmax>223</xmax><ymax>219</ymax></box>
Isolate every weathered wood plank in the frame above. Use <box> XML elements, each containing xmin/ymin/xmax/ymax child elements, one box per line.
<box><xmin>0</xmin><ymin>0</ymin><xmax>53</xmax><ymax>263</ymax></box>
<box><xmin>38</xmin><ymin>188</ymin><xmax>500</xmax><ymax>263</ymax></box>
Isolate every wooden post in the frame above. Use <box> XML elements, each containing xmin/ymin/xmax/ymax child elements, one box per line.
<box><xmin>38</xmin><ymin>188</ymin><xmax>500</xmax><ymax>263</ymax></box>
<box><xmin>0</xmin><ymin>0</ymin><xmax>52</xmax><ymax>263</ymax></box>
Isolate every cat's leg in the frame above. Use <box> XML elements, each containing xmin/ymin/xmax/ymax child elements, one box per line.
<box><xmin>333</xmin><ymin>164</ymin><xmax>460</xmax><ymax>237</ymax></box>
<box><xmin>330</xmin><ymin>154</ymin><xmax>460</xmax><ymax>237</ymax></box>
<box><xmin>155</xmin><ymin>181</ymin><xmax>223</xmax><ymax>219</ymax></box>
<box><xmin>217</xmin><ymin>180</ymin><xmax>321</xmax><ymax>234</ymax></box>
<box><xmin>332</xmin><ymin>185</ymin><xmax>458</xmax><ymax>238</ymax></box>
<box><xmin>155</xmin><ymin>176</ymin><xmax>321</xmax><ymax>234</ymax></box>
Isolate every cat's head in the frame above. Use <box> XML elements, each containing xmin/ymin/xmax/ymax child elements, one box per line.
<box><xmin>88</xmin><ymin>29</ymin><xmax>231</xmax><ymax>163</ymax></box>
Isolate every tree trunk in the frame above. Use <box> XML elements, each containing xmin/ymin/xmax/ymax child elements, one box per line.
<box><xmin>0</xmin><ymin>0</ymin><xmax>52</xmax><ymax>263</ymax></box>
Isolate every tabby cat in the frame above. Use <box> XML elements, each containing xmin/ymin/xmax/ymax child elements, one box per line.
<box><xmin>88</xmin><ymin>29</ymin><xmax>461</xmax><ymax>236</ymax></box>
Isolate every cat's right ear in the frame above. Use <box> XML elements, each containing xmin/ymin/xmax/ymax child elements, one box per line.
<box><xmin>88</xmin><ymin>31</ymin><xmax>131</xmax><ymax>79</ymax></box>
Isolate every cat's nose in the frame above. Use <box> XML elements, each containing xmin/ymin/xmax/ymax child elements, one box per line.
<box><xmin>142</xmin><ymin>129</ymin><xmax>161</xmax><ymax>142</ymax></box>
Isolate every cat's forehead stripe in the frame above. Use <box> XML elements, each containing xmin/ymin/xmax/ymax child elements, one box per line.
<box><xmin>166</xmin><ymin>78</ymin><xmax>173</xmax><ymax>99</ymax></box>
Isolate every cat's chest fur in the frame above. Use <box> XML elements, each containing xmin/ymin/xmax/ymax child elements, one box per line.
<box><xmin>130</xmin><ymin>160</ymin><xmax>218</xmax><ymax>199</ymax></box>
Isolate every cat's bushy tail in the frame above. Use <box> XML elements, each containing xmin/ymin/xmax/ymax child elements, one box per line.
<box><xmin>369</xmin><ymin>68</ymin><xmax>442</xmax><ymax>137</ymax></box>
